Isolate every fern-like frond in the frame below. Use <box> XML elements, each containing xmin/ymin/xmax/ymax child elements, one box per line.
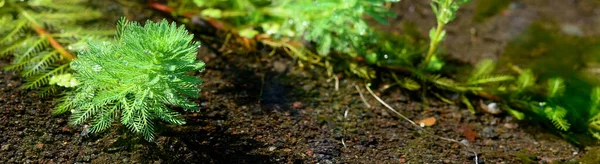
<box><xmin>431</xmin><ymin>75</ymin><xmax>468</xmax><ymax>92</ymax></box>
<box><xmin>54</xmin><ymin>91</ymin><xmax>75</xmax><ymax>114</ymax></box>
<box><xmin>402</xmin><ymin>77</ymin><xmax>421</xmax><ymax>91</ymax></box>
<box><xmin>18</xmin><ymin>36</ymin><xmax>50</xmax><ymax>61</ymax></box>
<box><xmin>37</xmin><ymin>85</ymin><xmax>60</xmax><ymax>97</ymax></box>
<box><xmin>62</xmin><ymin>18</ymin><xmax>204</xmax><ymax>141</ymax></box>
<box><xmin>590</xmin><ymin>87</ymin><xmax>600</xmax><ymax>117</ymax></box>
<box><xmin>591</xmin><ymin>130</ymin><xmax>600</xmax><ymax>140</ymax></box>
<box><xmin>466</xmin><ymin>75</ymin><xmax>514</xmax><ymax>85</ymax></box>
<box><xmin>546</xmin><ymin>77</ymin><xmax>565</xmax><ymax>98</ymax></box>
<box><xmin>89</xmin><ymin>104</ymin><xmax>118</xmax><ymax>134</ymax></box>
<box><xmin>0</xmin><ymin>18</ymin><xmax>28</xmax><ymax>43</ymax></box>
<box><xmin>20</xmin><ymin>50</ymin><xmax>61</xmax><ymax>77</ymax></box>
<box><xmin>4</xmin><ymin>38</ymin><xmax>50</xmax><ymax>71</ymax></box>
<box><xmin>516</xmin><ymin>69</ymin><xmax>535</xmax><ymax>92</ymax></box>
<box><xmin>468</xmin><ymin>59</ymin><xmax>496</xmax><ymax>81</ymax></box>
<box><xmin>70</xmin><ymin>103</ymin><xmax>100</xmax><ymax>125</ymax></box>
<box><xmin>544</xmin><ymin>106</ymin><xmax>570</xmax><ymax>131</ymax></box>
<box><xmin>154</xmin><ymin>107</ymin><xmax>186</xmax><ymax>125</ymax></box>
<box><xmin>461</xmin><ymin>94</ymin><xmax>476</xmax><ymax>114</ymax></box>
<box><xmin>0</xmin><ymin>38</ymin><xmax>29</xmax><ymax>57</ymax></box>
<box><xmin>22</xmin><ymin>62</ymin><xmax>68</xmax><ymax>90</ymax></box>
<box><xmin>0</xmin><ymin>0</ymin><xmax>113</xmax><ymax>94</ymax></box>
<box><xmin>91</xmin><ymin>86</ymin><xmax>132</xmax><ymax>105</ymax></box>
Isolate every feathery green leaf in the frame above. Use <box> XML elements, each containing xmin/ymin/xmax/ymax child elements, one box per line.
<box><xmin>60</xmin><ymin>18</ymin><xmax>204</xmax><ymax>141</ymax></box>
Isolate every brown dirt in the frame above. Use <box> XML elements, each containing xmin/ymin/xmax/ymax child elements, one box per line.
<box><xmin>1</xmin><ymin>0</ymin><xmax>599</xmax><ymax>163</ymax></box>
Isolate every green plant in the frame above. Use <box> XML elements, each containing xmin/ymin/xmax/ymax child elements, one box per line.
<box><xmin>0</xmin><ymin>0</ymin><xmax>113</xmax><ymax>96</ymax></box>
<box><xmin>163</xmin><ymin>0</ymin><xmax>600</xmax><ymax>144</ymax></box>
<box><xmin>54</xmin><ymin>18</ymin><xmax>205</xmax><ymax>141</ymax></box>
<box><xmin>164</xmin><ymin>0</ymin><xmax>398</xmax><ymax>79</ymax></box>
<box><xmin>422</xmin><ymin>0</ymin><xmax>471</xmax><ymax>71</ymax></box>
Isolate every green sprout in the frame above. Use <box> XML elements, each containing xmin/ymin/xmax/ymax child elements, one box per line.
<box><xmin>54</xmin><ymin>18</ymin><xmax>205</xmax><ymax>141</ymax></box>
<box><xmin>422</xmin><ymin>0</ymin><xmax>471</xmax><ymax>71</ymax></box>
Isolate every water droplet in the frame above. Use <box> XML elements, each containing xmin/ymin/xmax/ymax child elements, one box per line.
<box><xmin>92</xmin><ymin>65</ymin><xmax>102</xmax><ymax>72</ymax></box>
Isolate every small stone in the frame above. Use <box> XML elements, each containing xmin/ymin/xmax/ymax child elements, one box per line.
<box><xmin>503</xmin><ymin>123</ymin><xmax>518</xmax><ymax>129</ymax></box>
<box><xmin>1</xmin><ymin>144</ymin><xmax>9</xmax><ymax>151</ymax></box>
<box><xmin>292</xmin><ymin>101</ymin><xmax>304</xmax><ymax>109</ymax></box>
<box><xmin>561</xmin><ymin>24</ymin><xmax>583</xmax><ymax>36</ymax></box>
<box><xmin>35</xmin><ymin>143</ymin><xmax>44</xmax><ymax>149</ymax></box>
<box><xmin>460</xmin><ymin>139</ymin><xmax>470</xmax><ymax>146</ymax></box>
<box><xmin>481</xmin><ymin>127</ymin><xmax>497</xmax><ymax>138</ymax></box>
<box><xmin>43</xmin><ymin>151</ymin><xmax>54</xmax><ymax>158</ymax></box>
<box><xmin>61</xmin><ymin>127</ymin><xmax>71</xmax><ymax>133</ymax></box>
<box><xmin>273</xmin><ymin>61</ymin><xmax>287</xmax><ymax>73</ymax></box>
<box><xmin>480</xmin><ymin>100</ymin><xmax>501</xmax><ymax>114</ymax></box>
<box><xmin>268</xmin><ymin>146</ymin><xmax>277</xmax><ymax>151</ymax></box>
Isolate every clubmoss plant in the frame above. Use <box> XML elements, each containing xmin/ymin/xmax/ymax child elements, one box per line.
<box><xmin>54</xmin><ymin>18</ymin><xmax>205</xmax><ymax>141</ymax></box>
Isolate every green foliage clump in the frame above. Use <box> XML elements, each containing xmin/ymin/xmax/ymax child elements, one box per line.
<box><xmin>169</xmin><ymin>0</ymin><xmax>398</xmax><ymax>79</ymax></box>
<box><xmin>261</xmin><ymin>0</ymin><xmax>397</xmax><ymax>57</ymax></box>
<box><xmin>0</xmin><ymin>0</ymin><xmax>113</xmax><ymax>96</ymax></box>
<box><xmin>55</xmin><ymin>18</ymin><xmax>205</xmax><ymax>141</ymax></box>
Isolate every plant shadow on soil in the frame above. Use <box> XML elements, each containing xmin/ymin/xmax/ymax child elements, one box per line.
<box><xmin>145</xmin><ymin>47</ymin><xmax>311</xmax><ymax>163</ymax></box>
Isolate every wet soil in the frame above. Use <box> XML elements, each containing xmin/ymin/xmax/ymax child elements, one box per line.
<box><xmin>0</xmin><ymin>47</ymin><xmax>587</xmax><ymax>163</ymax></box>
<box><xmin>2</xmin><ymin>0</ymin><xmax>600</xmax><ymax>163</ymax></box>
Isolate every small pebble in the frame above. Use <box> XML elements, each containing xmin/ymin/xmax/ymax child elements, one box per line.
<box><xmin>460</xmin><ymin>139</ymin><xmax>470</xmax><ymax>146</ymax></box>
<box><xmin>1</xmin><ymin>144</ymin><xmax>9</xmax><ymax>151</ymax></box>
<box><xmin>35</xmin><ymin>143</ymin><xmax>44</xmax><ymax>149</ymax></box>
<box><xmin>292</xmin><ymin>101</ymin><xmax>304</xmax><ymax>109</ymax></box>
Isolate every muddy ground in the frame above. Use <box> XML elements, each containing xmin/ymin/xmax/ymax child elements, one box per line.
<box><xmin>2</xmin><ymin>0</ymin><xmax>600</xmax><ymax>163</ymax></box>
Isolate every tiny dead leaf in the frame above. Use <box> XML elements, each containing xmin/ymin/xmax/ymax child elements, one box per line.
<box><xmin>417</xmin><ymin>117</ymin><xmax>437</xmax><ymax>127</ymax></box>
<box><xmin>459</xmin><ymin>125</ymin><xmax>478</xmax><ymax>142</ymax></box>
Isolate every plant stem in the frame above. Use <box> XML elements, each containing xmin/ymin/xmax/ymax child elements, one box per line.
<box><xmin>20</xmin><ymin>10</ymin><xmax>75</xmax><ymax>61</ymax></box>
<box><xmin>423</xmin><ymin>22</ymin><xmax>445</xmax><ymax>68</ymax></box>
